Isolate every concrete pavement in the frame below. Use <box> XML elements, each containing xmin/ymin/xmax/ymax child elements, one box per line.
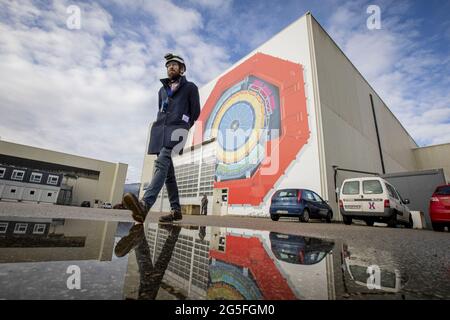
<box><xmin>1</xmin><ymin>201</ymin><xmax>449</xmax><ymax>299</ymax></box>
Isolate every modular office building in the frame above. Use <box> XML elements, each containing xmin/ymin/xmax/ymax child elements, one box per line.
<box><xmin>142</xmin><ymin>12</ymin><xmax>449</xmax><ymax>219</ymax></box>
<box><xmin>0</xmin><ymin>140</ymin><xmax>128</xmax><ymax>207</ymax></box>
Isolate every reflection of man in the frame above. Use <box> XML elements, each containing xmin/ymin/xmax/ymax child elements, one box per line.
<box><xmin>198</xmin><ymin>226</ymin><xmax>206</xmax><ymax>241</ymax></box>
<box><xmin>123</xmin><ymin>53</ymin><xmax>200</xmax><ymax>224</ymax></box>
<box><xmin>201</xmin><ymin>194</ymin><xmax>208</xmax><ymax>215</ymax></box>
<box><xmin>115</xmin><ymin>223</ymin><xmax>181</xmax><ymax>300</ymax></box>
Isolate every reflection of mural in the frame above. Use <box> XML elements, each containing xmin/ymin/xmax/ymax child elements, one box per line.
<box><xmin>194</xmin><ymin>52</ymin><xmax>310</xmax><ymax>205</ymax></box>
<box><xmin>208</xmin><ymin>260</ymin><xmax>263</xmax><ymax>300</ymax></box>
<box><xmin>209</xmin><ymin>234</ymin><xmax>297</xmax><ymax>300</ymax></box>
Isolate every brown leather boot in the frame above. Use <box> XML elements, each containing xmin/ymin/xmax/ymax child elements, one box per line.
<box><xmin>123</xmin><ymin>193</ymin><xmax>149</xmax><ymax>223</ymax></box>
<box><xmin>114</xmin><ymin>224</ymin><xmax>144</xmax><ymax>257</ymax></box>
<box><xmin>159</xmin><ymin>209</ymin><xmax>182</xmax><ymax>223</ymax></box>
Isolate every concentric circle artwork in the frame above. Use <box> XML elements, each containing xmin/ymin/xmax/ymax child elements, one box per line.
<box><xmin>203</xmin><ymin>76</ymin><xmax>281</xmax><ymax>182</ymax></box>
<box><xmin>193</xmin><ymin>52</ymin><xmax>310</xmax><ymax>205</ymax></box>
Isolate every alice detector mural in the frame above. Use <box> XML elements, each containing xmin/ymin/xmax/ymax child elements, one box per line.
<box><xmin>193</xmin><ymin>53</ymin><xmax>310</xmax><ymax>206</ymax></box>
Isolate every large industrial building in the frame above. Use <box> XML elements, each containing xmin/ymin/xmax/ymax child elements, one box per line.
<box><xmin>0</xmin><ymin>140</ymin><xmax>127</xmax><ymax>207</ymax></box>
<box><xmin>140</xmin><ymin>12</ymin><xmax>450</xmax><ymax>219</ymax></box>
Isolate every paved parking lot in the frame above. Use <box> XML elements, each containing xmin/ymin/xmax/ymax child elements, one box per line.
<box><xmin>1</xmin><ymin>201</ymin><xmax>449</xmax><ymax>299</ymax></box>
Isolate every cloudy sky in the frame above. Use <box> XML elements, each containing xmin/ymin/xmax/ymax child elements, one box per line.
<box><xmin>0</xmin><ymin>0</ymin><xmax>449</xmax><ymax>183</ymax></box>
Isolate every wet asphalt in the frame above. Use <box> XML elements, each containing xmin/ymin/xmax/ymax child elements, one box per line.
<box><xmin>1</xmin><ymin>201</ymin><xmax>449</xmax><ymax>299</ymax></box>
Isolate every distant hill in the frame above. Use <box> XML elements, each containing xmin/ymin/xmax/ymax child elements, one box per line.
<box><xmin>123</xmin><ymin>183</ymin><xmax>141</xmax><ymax>197</ymax></box>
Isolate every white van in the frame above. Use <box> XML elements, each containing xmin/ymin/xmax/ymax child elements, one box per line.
<box><xmin>101</xmin><ymin>202</ymin><xmax>113</xmax><ymax>209</ymax></box>
<box><xmin>339</xmin><ymin>177</ymin><xmax>413</xmax><ymax>228</ymax></box>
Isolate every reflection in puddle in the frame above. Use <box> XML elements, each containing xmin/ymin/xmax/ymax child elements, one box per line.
<box><xmin>342</xmin><ymin>244</ymin><xmax>403</xmax><ymax>295</ymax></box>
<box><xmin>0</xmin><ymin>216</ymin><xmax>448</xmax><ymax>299</ymax></box>
<box><xmin>0</xmin><ymin>216</ymin><xmax>131</xmax><ymax>299</ymax></box>
<box><xmin>122</xmin><ymin>223</ymin><xmax>336</xmax><ymax>300</ymax></box>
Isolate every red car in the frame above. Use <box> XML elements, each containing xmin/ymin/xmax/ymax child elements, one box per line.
<box><xmin>430</xmin><ymin>184</ymin><xmax>450</xmax><ymax>231</ymax></box>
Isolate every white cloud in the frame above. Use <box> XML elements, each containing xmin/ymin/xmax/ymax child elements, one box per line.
<box><xmin>188</xmin><ymin>0</ymin><xmax>232</xmax><ymax>11</ymax></box>
<box><xmin>1</xmin><ymin>0</ymin><xmax>447</xmax><ymax>187</ymax></box>
<box><xmin>324</xmin><ymin>0</ymin><xmax>450</xmax><ymax>146</ymax></box>
<box><xmin>0</xmin><ymin>0</ymin><xmax>231</xmax><ymax>183</ymax></box>
<box><xmin>110</xmin><ymin>0</ymin><xmax>203</xmax><ymax>34</ymax></box>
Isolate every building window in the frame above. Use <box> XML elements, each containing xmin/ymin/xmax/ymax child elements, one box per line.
<box><xmin>14</xmin><ymin>223</ymin><xmax>28</xmax><ymax>234</ymax></box>
<box><xmin>0</xmin><ymin>168</ymin><xmax>5</xmax><ymax>178</ymax></box>
<box><xmin>30</xmin><ymin>172</ymin><xmax>43</xmax><ymax>183</ymax></box>
<box><xmin>30</xmin><ymin>190</ymin><xmax>35</xmax><ymax>195</ymax></box>
<box><xmin>47</xmin><ymin>175</ymin><xmax>59</xmax><ymax>185</ymax></box>
<box><xmin>10</xmin><ymin>188</ymin><xmax>16</xmax><ymax>194</ymax></box>
<box><xmin>47</xmin><ymin>192</ymin><xmax>53</xmax><ymax>197</ymax></box>
<box><xmin>33</xmin><ymin>224</ymin><xmax>46</xmax><ymax>235</ymax></box>
<box><xmin>0</xmin><ymin>222</ymin><xmax>8</xmax><ymax>233</ymax></box>
<box><xmin>11</xmin><ymin>170</ymin><xmax>25</xmax><ymax>181</ymax></box>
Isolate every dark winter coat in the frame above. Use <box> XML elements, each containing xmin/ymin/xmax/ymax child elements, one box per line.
<box><xmin>147</xmin><ymin>76</ymin><xmax>200</xmax><ymax>155</ymax></box>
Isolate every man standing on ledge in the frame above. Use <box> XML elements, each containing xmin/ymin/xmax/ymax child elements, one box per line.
<box><xmin>124</xmin><ymin>53</ymin><xmax>200</xmax><ymax>223</ymax></box>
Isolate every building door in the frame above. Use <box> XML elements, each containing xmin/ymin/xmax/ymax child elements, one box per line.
<box><xmin>213</xmin><ymin>188</ymin><xmax>229</xmax><ymax>216</ymax></box>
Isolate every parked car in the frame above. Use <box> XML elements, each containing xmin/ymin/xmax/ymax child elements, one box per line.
<box><xmin>269</xmin><ymin>189</ymin><xmax>333</xmax><ymax>223</ymax></box>
<box><xmin>339</xmin><ymin>177</ymin><xmax>413</xmax><ymax>228</ymax></box>
<box><xmin>80</xmin><ymin>201</ymin><xmax>91</xmax><ymax>208</ymax></box>
<box><xmin>429</xmin><ymin>184</ymin><xmax>450</xmax><ymax>232</ymax></box>
<box><xmin>101</xmin><ymin>202</ymin><xmax>113</xmax><ymax>209</ymax></box>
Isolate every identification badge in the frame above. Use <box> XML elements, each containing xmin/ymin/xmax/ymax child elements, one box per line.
<box><xmin>182</xmin><ymin>114</ymin><xmax>190</xmax><ymax>123</ymax></box>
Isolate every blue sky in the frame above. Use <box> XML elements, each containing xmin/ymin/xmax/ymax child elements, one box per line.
<box><xmin>0</xmin><ymin>0</ymin><xmax>449</xmax><ymax>183</ymax></box>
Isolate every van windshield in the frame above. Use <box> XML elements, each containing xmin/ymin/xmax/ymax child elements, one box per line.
<box><xmin>363</xmin><ymin>180</ymin><xmax>383</xmax><ymax>194</ymax></box>
<box><xmin>342</xmin><ymin>181</ymin><xmax>359</xmax><ymax>195</ymax></box>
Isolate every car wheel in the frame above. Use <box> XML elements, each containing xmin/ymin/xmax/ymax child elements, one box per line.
<box><xmin>271</xmin><ymin>215</ymin><xmax>279</xmax><ymax>221</ymax></box>
<box><xmin>300</xmin><ymin>209</ymin><xmax>310</xmax><ymax>223</ymax></box>
<box><xmin>326</xmin><ymin>211</ymin><xmax>332</xmax><ymax>223</ymax></box>
<box><xmin>432</xmin><ymin>223</ymin><xmax>444</xmax><ymax>232</ymax></box>
<box><xmin>365</xmin><ymin>219</ymin><xmax>374</xmax><ymax>226</ymax></box>
<box><xmin>406</xmin><ymin>216</ymin><xmax>413</xmax><ymax>229</ymax></box>
<box><xmin>342</xmin><ymin>215</ymin><xmax>352</xmax><ymax>225</ymax></box>
<box><xmin>387</xmin><ymin>213</ymin><xmax>397</xmax><ymax>228</ymax></box>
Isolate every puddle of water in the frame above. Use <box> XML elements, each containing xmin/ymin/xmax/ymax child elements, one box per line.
<box><xmin>0</xmin><ymin>216</ymin><xmax>448</xmax><ymax>299</ymax></box>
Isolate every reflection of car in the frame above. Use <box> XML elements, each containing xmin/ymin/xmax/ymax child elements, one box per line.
<box><xmin>269</xmin><ymin>232</ymin><xmax>334</xmax><ymax>265</ymax></box>
<box><xmin>339</xmin><ymin>177</ymin><xmax>412</xmax><ymax>228</ymax></box>
<box><xmin>80</xmin><ymin>201</ymin><xmax>91</xmax><ymax>208</ymax></box>
<box><xmin>430</xmin><ymin>184</ymin><xmax>450</xmax><ymax>231</ymax></box>
<box><xmin>101</xmin><ymin>202</ymin><xmax>112</xmax><ymax>209</ymax></box>
<box><xmin>269</xmin><ymin>189</ymin><xmax>333</xmax><ymax>223</ymax></box>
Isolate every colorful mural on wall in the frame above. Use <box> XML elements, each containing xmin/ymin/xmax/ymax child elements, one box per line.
<box><xmin>203</xmin><ymin>75</ymin><xmax>281</xmax><ymax>182</ymax></box>
<box><xmin>194</xmin><ymin>52</ymin><xmax>310</xmax><ymax>205</ymax></box>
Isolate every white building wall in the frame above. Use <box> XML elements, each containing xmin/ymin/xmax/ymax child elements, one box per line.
<box><xmin>188</xmin><ymin>14</ymin><xmax>323</xmax><ymax>217</ymax></box>
<box><xmin>145</xmin><ymin>13</ymin><xmax>444</xmax><ymax>219</ymax></box>
<box><xmin>309</xmin><ymin>16</ymin><xmax>419</xmax><ymax>218</ymax></box>
<box><xmin>413</xmin><ymin>143</ymin><xmax>450</xmax><ymax>182</ymax></box>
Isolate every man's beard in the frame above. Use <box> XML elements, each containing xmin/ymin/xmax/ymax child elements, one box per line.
<box><xmin>169</xmin><ymin>73</ymin><xmax>181</xmax><ymax>82</ymax></box>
